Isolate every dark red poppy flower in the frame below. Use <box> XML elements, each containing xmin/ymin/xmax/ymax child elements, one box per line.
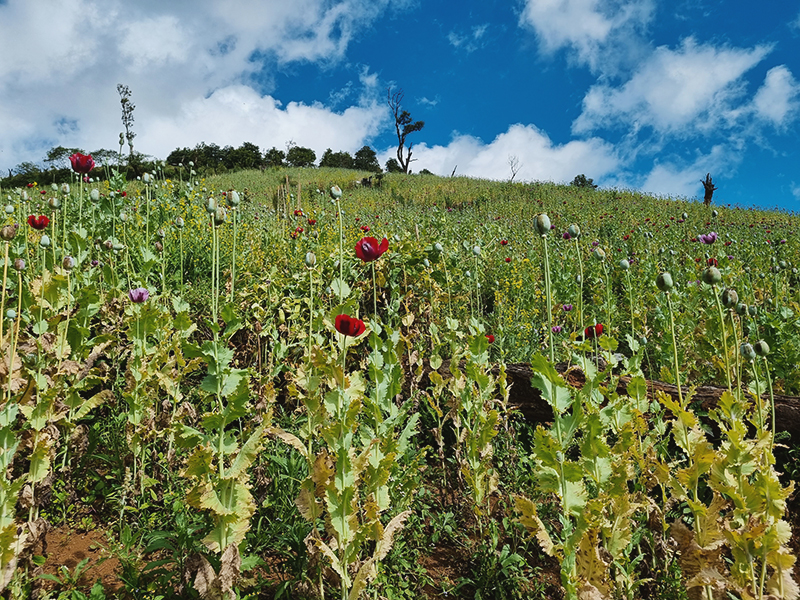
<box><xmin>500</xmin><ymin>239</ymin><xmax>508</xmax><ymax>246</ymax></box>
<box><xmin>505</xmin><ymin>257</ymin><xmax>511</xmax><ymax>263</ymax></box>
<box><xmin>294</xmin><ymin>209</ymin><xmax>304</xmax><ymax>216</ymax></box>
<box><xmin>707</xmin><ymin>257</ymin><xmax>718</xmax><ymax>267</ymax></box>
<box><xmin>69</xmin><ymin>153</ymin><xmax>95</xmax><ymax>174</ymax></box>
<box><xmin>335</xmin><ymin>314</ymin><xmax>366</xmax><ymax>337</ymax></box>
<box><xmin>355</xmin><ymin>236</ymin><xmax>388</xmax><ymax>262</ymax></box>
<box><xmin>26</xmin><ymin>183</ymin><xmax>34</xmax><ymax>188</ymax></box>
<box><xmin>486</xmin><ymin>334</ymin><xmax>495</xmax><ymax>343</ymax></box>
<box><xmin>27</xmin><ymin>215</ymin><xmax>50</xmax><ymax>230</ymax></box>
<box><xmin>308</xmin><ymin>218</ymin><xmax>317</xmax><ymax>225</ymax></box>
<box><xmin>584</xmin><ymin>323</ymin><xmax>604</xmax><ymax>339</ymax></box>
<box><xmin>360</xmin><ymin>225</ymin><xmax>371</xmax><ymax>232</ymax></box>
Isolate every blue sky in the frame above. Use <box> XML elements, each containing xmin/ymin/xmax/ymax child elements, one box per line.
<box><xmin>0</xmin><ymin>0</ymin><xmax>798</xmax><ymax>211</ymax></box>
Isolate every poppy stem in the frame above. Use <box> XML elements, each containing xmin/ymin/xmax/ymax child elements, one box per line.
<box><xmin>371</xmin><ymin>262</ymin><xmax>377</xmax><ymax>319</ymax></box>
<box><xmin>712</xmin><ymin>284</ymin><xmax>733</xmax><ymax>395</ymax></box>
<box><xmin>665</xmin><ymin>292</ymin><xmax>683</xmax><ymax>405</ymax></box>
<box><xmin>542</xmin><ymin>235</ymin><xmax>554</xmax><ymax>364</ymax></box>
<box><xmin>0</xmin><ymin>241</ymin><xmax>8</xmax><ymax>345</ymax></box>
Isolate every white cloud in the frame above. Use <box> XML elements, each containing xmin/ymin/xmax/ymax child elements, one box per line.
<box><xmin>752</xmin><ymin>65</ymin><xmax>800</xmax><ymax>127</ymax></box>
<box><xmin>448</xmin><ymin>24</ymin><xmax>490</xmax><ymax>53</ymax></box>
<box><xmin>573</xmin><ymin>38</ymin><xmax>771</xmax><ymax>135</ymax></box>
<box><xmin>381</xmin><ymin>123</ymin><xmax>620</xmax><ymax>183</ymax></box>
<box><xmin>0</xmin><ymin>0</ymin><xmax>398</xmax><ymax>172</ymax></box>
<box><xmin>637</xmin><ymin>144</ymin><xmax>735</xmax><ymax>199</ymax></box>
<box><xmin>519</xmin><ymin>0</ymin><xmax>655</xmax><ymax>72</ymax></box>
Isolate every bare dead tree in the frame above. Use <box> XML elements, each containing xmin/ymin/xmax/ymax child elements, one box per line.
<box><xmin>702</xmin><ymin>173</ymin><xmax>718</xmax><ymax>206</ymax></box>
<box><xmin>508</xmin><ymin>155</ymin><xmax>521</xmax><ymax>182</ymax></box>
<box><xmin>387</xmin><ymin>88</ymin><xmax>425</xmax><ymax>174</ymax></box>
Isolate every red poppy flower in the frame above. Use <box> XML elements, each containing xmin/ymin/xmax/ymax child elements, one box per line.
<box><xmin>500</xmin><ymin>239</ymin><xmax>508</xmax><ymax>246</ymax></box>
<box><xmin>505</xmin><ymin>257</ymin><xmax>511</xmax><ymax>263</ymax></box>
<box><xmin>355</xmin><ymin>236</ymin><xmax>388</xmax><ymax>262</ymax></box>
<box><xmin>294</xmin><ymin>209</ymin><xmax>304</xmax><ymax>216</ymax></box>
<box><xmin>486</xmin><ymin>334</ymin><xmax>495</xmax><ymax>343</ymax></box>
<box><xmin>295</xmin><ymin>226</ymin><xmax>304</xmax><ymax>234</ymax></box>
<box><xmin>308</xmin><ymin>218</ymin><xmax>317</xmax><ymax>225</ymax></box>
<box><xmin>360</xmin><ymin>225</ymin><xmax>371</xmax><ymax>232</ymax></box>
<box><xmin>584</xmin><ymin>323</ymin><xmax>604</xmax><ymax>339</ymax></box>
<box><xmin>707</xmin><ymin>257</ymin><xmax>718</xmax><ymax>267</ymax></box>
<box><xmin>335</xmin><ymin>314</ymin><xmax>366</xmax><ymax>337</ymax></box>
<box><xmin>69</xmin><ymin>153</ymin><xmax>95</xmax><ymax>174</ymax></box>
<box><xmin>27</xmin><ymin>215</ymin><xmax>50</xmax><ymax>230</ymax></box>
<box><xmin>26</xmin><ymin>183</ymin><xmax>34</xmax><ymax>188</ymax></box>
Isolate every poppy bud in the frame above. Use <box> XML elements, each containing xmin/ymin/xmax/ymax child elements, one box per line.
<box><xmin>434</xmin><ymin>242</ymin><xmax>443</xmax><ymax>253</ymax></box>
<box><xmin>533</xmin><ymin>213</ymin><xmax>551</xmax><ymax>236</ymax></box>
<box><xmin>90</xmin><ymin>189</ymin><xmax>100</xmax><ymax>202</ymax></box>
<box><xmin>4</xmin><ymin>205</ymin><xmax>13</xmax><ymax>214</ymax></box>
<box><xmin>656</xmin><ymin>272</ymin><xmax>673</xmax><ymax>292</ymax></box>
<box><xmin>721</xmin><ymin>288</ymin><xmax>738</xmax><ymax>308</ymax></box>
<box><xmin>702</xmin><ymin>266</ymin><xmax>722</xmax><ymax>285</ymax></box>
<box><xmin>618</xmin><ymin>259</ymin><xmax>630</xmax><ymax>270</ymax></box>
<box><xmin>6</xmin><ymin>309</ymin><xmax>16</xmax><ymax>320</ymax></box>
<box><xmin>754</xmin><ymin>340</ymin><xmax>770</xmax><ymax>356</ymax></box>
<box><xmin>472</xmin><ymin>245</ymin><xmax>481</xmax><ymax>256</ymax></box>
<box><xmin>39</xmin><ymin>234</ymin><xmax>51</xmax><ymax>248</ymax></box>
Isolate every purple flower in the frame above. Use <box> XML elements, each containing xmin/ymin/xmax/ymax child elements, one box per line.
<box><xmin>563</xmin><ymin>304</ymin><xmax>573</xmax><ymax>312</ymax></box>
<box><xmin>128</xmin><ymin>287</ymin><xmax>149</xmax><ymax>303</ymax></box>
<box><xmin>562</xmin><ymin>232</ymin><xmax>571</xmax><ymax>240</ymax></box>
<box><xmin>552</xmin><ymin>325</ymin><xmax>563</xmax><ymax>333</ymax></box>
<box><xmin>698</xmin><ymin>232</ymin><xmax>718</xmax><ymax>244</ymax></box>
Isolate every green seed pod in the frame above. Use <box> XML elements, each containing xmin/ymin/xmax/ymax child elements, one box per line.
<box><xmin>51</xmin><ymin>183</ymin><xmax>58</xmax><ymax>192</ymax></box>
<box><xmin>61</xmin><ymin>183</ymin><xmax>70</xmax><ymax>194</ymax></box>
<box><xmin>175</xmin><ymin>217</ymin><xmax>185</xmax><ymax>229</ymax></box>
<box><xmin>748</xmin><ymin>305</ymin><xmax>757</xmax><ymax>317</ymax></box>
<box><xmin>120</xmin><ymin>212</ymin><xmax>128</xmax><ymax>223</ymax></box>
<box><xmin>214</xmin><ymin>206</ymin><xmax>227</xmax><ymax>226</ymax></box>
<box><xmin>567</xmin><ymin>224</ymin><xmax>581</xmax><ymax>238</ymax></box>
<box><xmin>434</xmin><ymin>242</ymin><xmax>443</xmax><ymax>253</ymax></box>
<box><xmin>619</xmin><ymin>259</ymin><xmax>630</xmax><ymax>270</ymax></box>
<box><xmin>89</xmin><ymin>188</ymin><xmax>100</xmax><ymax>202</ymax></box>
<box><xmin>205</xmin><ymin>197</ymin><xmax>218</xmax><ymax>214</ymax></box>
<box><xmin>682</xmin><ymin>212</ymin><xmax>688</xmax><ymax>220</ymax></box>
<box><xmin>656</xmin><ymin>272</ymin><xmax>673</xmax><ymax>292</ymax></box>
<box><xmin>702</xmin><ymin>266</ymin><xmax>722</xmax><ymax>285</ymax></box>
<box><xmin>472</xmin><ymin>245</ymin><xmax>481</xmax><ymax>256</ymax></box>
<box><xmin>39</xmin><ymin>234</ymin><xmax>51</xmax><ymax>248</ymax></box>
<box><xmin>779</xmin><ymin>260</ymin><xmax>788</xmax><ymax>269</ymax></box>
<box><xmin>593</xmin><ymin>247</ymin><xmax>606</xmax><ymax>260</ymax></box>
<box><xmin>4</xmin><ymin>205</ymin><xmax>13</xmax><ymax>214</ymax></box>
<box><xmin>62</xmin><ymin>256</ymin><xmax>75</xmax><ymax>271</ymax></box>
<box><xmin>754</xmin><ymin>340</ymin><xmax>770</xmax><ymax>356</ymax></box>
<box><xmin>6</xmin><ymin>309</ymin><xmax>16</xmax><ymax>320</ymax></box>
<box><xmin>533</xmin><ymin>213</ymin><xmax>551</xmax><ymax>236</ymax></box>
<box><xmin>735</xmin><ymin>303</ymin><xmax>748</xmax><ymax>316</ymax></box>
<box><xmin>49</xmin><ymin>197</ymin><xmax>61</xmax><ymax>210</ymax></box>
<box><xmin>228</xmin><ymin>190</ymin><xmax>240</xmax><ymax>207</ymax></box>
<box><xmin>712</xmin><ymin>209</ymin><xmax>718</xmax><ymax>218</ymax></box>
<box><xmin>721</xmin><ymin>288</ymin><xmax>738</xmax><ymax>308</ymax></box>
<box><xmin>740</xmin><ymin>343</ymin><xmax>756</xmax><ymax>361</ymax></box>
<box><xmin>330</xmin><ymin>185</ymin><xmax>343</xmax><ymax>199</ymax></box>
<box><xmin>305</xmin><ymin>251</ymin><xmax>317</xmax><ymax>268</ymax></box>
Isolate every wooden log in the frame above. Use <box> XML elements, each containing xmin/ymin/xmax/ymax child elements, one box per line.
<box><xmin>492</xmin><ymin>362</ymin><xmax>800</xmax><ymax>442</ymax></box>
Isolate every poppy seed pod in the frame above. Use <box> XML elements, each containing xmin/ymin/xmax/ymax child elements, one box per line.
<box><xmin>49</xmin><ymin>197</ymin><xmax>61</xmax><ymax>210</ymax></box>
<box><xmin>735</xmin><ymin>303</ymin><xmax>748</xmax><ymax>316</ymax></box>
<box><xmin>120</xmin><ymin>212</ymin><xmax>128</xmax><ymax>223</ymax></box>
<box><xmin>721</xmin><ymin>288</ymin><xmax>738</xmax><ymax>308</ymax></box>
<box><xmin>619</xmin><ymin>259</ymin><xmax>630</xmax><ymax>270</ymax></box>
<box><xmin>61</xmin><ymin>183</ymin><xmax>70</xmax><ymax>194</ymax></box>
<box><xmin>103</xmin><ymin>240</ymin><xmax>113</xmax><ymax>250</ymax></box>
<box><xmin>472</xmin><ymin>245</ymin><xmax>481</xmax><ymax>256</ymax></box>
<box><xmin>142</xmin><ymin>173</ymin><xmax>153</xmax><ymax>184</ymax></box>
<box><xmin>533</xmin><ymin>213</ymin><xmax>551</xmax><ymax>236</ymax></box>
<box><xmin>51</xmin><ymin>183</ymin><xmax>58</xmax><ymax>192</ymax></box>
<box><xmin>702</xmin><ymin>266</ymin><xmax>722</xmax><ymax>285</ymax></box>
<box><xmin>4</xmin><ymin>205</ymin><xmax>13</xmax><ymax>214</ymax></box>
<box><xmin>712</xmin><ymin>209</ymin><xmax>718</xmax><ymax>218</ymax></box>
<box><xmin>748</xmin><ymin>305</ymin><xmax>758</xmax><ymax>317</ymax></box>
<box><xmin>682</xmin><ymin>212</ymin><xmax>688</xmax><ymax>220</ymax></box>
<box><xmin>89</xmin><ymin>189</ymin><xmax>100</xmax><ymax>202</ymax></box>
<box><xmin>434</xmin><ymin>242</ymin><xmax>443</xmax><ymax>253</ymax></box>
<box><xmin>228</xmin><ymin>190</ymin><xmax>240</xmax><ymax>207</ymax></box>
<box><xmin>567</xmin><ymin>224</ymin><xmax>581</xmax><ymax>238</ymax></box>
<box><xmin>214</xmin><ymin>206</ymin><xmax>227</xmax><ymax>226</ymax></box>
<box><xmin>305</xmin><ymin>251</ymin><xmax>317</xmax><ymax>268</ymax></box>
<box><xmin>39</xmin><ymin>234</ymin><xmax>51</xmax><ymax>248</ymax></box>
<box><xmin>740</xmin><ymin>343</ymin><xmax>756</xmax><ymax>361</ymax></box>
<box><xmin>1</xmin><ymin>224</ymin><xmax>19</xmax><ymax>241</ymax></box>
<box><xmin>157</xmin><ymin>228</ymin><xmax>166</xmax><ymax>239</ymax></box>
<box><xmin>6</xmin><ymin>309</ymin><xmax>16</xmax><ymax>320</ymax></box>
<box><xmin>593</xmin><ymin>247</ymin><xmax>606</xmax><ymax>260</ymax></box>
<box><xmin>13</xmin><ymin>258</ymin><xmax>25</xmax><ymax>271</ymax></box>
<box><xmin>330</xmin><ymin>185</ymin><xmax>343</xmax><ymax>200</ymax></box>
<box><xmin>754</xmin><ymin>340</ymin><xmax>770</xmax><ymax>356</ymax></box>
<box><xmin>656</xmin><ymin>272</ymin><xmax>673</xmax><ymax>292</ymax></box>
<box><xmin>62</xmin><ymin>256</ymin><xmax>75</xmax><ymax>271</ymax></box>
<box><xmin>205</xmin><ymin>197</ymin><xmax>218</xmax><ymax>214</ymax></box>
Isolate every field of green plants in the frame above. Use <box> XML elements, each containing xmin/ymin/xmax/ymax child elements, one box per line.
<box><xmin>0</xmin><ymin>160</ymin><xmax>799</xmax><ymax>600</ymax></box>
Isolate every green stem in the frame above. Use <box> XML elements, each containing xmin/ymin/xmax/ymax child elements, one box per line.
<box><xmin>542</xmin><ymin>236</ymin><xmax>554</xmax><ymax>364</ymax></box>
<box><xmin>371</xmin><ymin>262</ymin><xmax>377</xmax><ymax>319</ymax></box>
<box><xmin>574</xmin><ymin>239</ymin><xmax>584</xmax><ymax>334</ymax></box>
<box><xmin>712</xmin><ymin>285</ymin><xmax>732</xmax><ymax>394</ymax></box>
<box><xmin>666</xmin><ymin>293</ymin><xmax>683</xmax><ymax>405</ymax></box>
<box><xmin>0</xmin><ymin>241</ymin><xmax>8</xmax><ymax>345</ymax></box>
<box><xmin>764</xmin><ymin>356</ymin><xmax>775</xmax><ymax>457</ymax></box>
<box><xmin>231</xmin><ymin>207</ymin><xmax>237</xmax><ymax>303</ymax></box>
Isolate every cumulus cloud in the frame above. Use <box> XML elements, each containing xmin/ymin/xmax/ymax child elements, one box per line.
<box><xmin>0</xmin><ymin>0</ymin><xmax>399</xmax><ymax>172</ymax></box>
<box><xmin>572</xmin><ymin>38</ymin><xmax>772</xmax><ymax>135</ymax></box>
<box><xmin>752</xmin><ymin>65</ymin><xmax>800</xmax><ymax>127</ymax></box>
<box><xmin>381</xmin><ymin>123</ymin><xmax>620</xmax><ymax>183</ymax></box>
<box><xmin>637</xmin><ymin>144</ymin><xmax>736</xmax><ymax>199</ymax></box>
<box><xmin>519</xmin><ymin>0</ymin><xmax>655</xmax><ymax>73</ymax></box>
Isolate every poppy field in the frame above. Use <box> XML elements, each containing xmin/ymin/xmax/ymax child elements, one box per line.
<box><xmin>1</xmin><ymin>159</ymin><xmax>800</xmax><ymax>600</ymax></box>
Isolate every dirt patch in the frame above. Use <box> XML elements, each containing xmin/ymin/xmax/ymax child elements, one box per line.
<box><xmin>37</xmin><ymin>526</ymin><xmax>122</xmax><ymax>595</ymax></box>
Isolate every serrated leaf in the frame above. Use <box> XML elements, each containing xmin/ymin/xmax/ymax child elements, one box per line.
<box><xmin>226</xmin><ymin>424</ymin><xmax>265</xmax><ymax>480</ymax></box>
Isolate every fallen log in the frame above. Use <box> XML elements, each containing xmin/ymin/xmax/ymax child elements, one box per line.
<box><xmin>494</xmin><ymin>362</ymin><xmax>800</xmax><ymax>443</ymax></box>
